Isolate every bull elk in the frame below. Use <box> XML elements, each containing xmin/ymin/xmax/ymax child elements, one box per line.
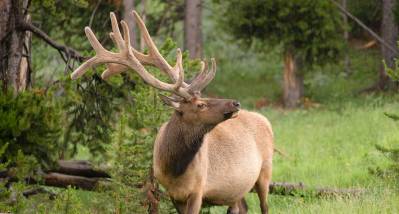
<box><xmin>71</xmin><ymin>11</ymin><xmax>274</xmax><ymax>214</ymax></box>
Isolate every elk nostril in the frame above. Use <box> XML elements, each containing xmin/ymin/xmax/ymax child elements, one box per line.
<box><xmin>232</xmin><ymin>101</ymin><xmax>240</xmax><ymax>108</ymax></box>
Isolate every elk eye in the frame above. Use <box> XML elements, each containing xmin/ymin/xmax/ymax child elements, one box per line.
<box><xmin>197</xmin><ymin>103</ymin><xmax>206</xmax><ymax>109</ymax></box>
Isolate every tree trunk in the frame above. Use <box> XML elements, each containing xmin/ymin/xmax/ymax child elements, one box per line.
<box><xmin>17</xmin><ymin>14</ymin><xmax>31</xmax><ymax>92</ymax></box>
<box><xmin>0</xmin><ymin>0</ymin><xmax>30</xmax><ymax>94</ymax></box>
<box><xmin>283</xmin><ymin>50</ymin><xmax>304</xmax><ymax>108</ymax></box>
<box><xmin>184</xmin><ymin>0</ymin><xmax>203</xmax><ymax>59</ymax></box>
<box><xmin>140</xmin><ymin>0</ymin><xmax>147</xmax><ymax>51</ymax></box>
<box><xmin>379</xmin><ymin>0</ymin><xmax>398</xmax><ymax>89</ymax></box>
<box><xmin>342</xmin><ymin>0</ymin><xmax>351</xmax><ymax>75</ymax></box>
<box><xmin>123</xmin><ymin>0</ymin><xmax>137</xmax><ymax>48</ymax></box>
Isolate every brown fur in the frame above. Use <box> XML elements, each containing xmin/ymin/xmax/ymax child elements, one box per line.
<box><xmin>153</xmin><ymin>98</ymin><xmax>273</xmax><ymax>214</ymax></box>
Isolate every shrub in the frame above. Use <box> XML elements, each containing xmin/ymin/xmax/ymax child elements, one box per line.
<box><xmin>0</xmin><ymin>90</ymin><xmax>62</xmax><ymax>169</ymax></box>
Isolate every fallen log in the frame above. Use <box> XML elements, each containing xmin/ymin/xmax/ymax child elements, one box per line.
<box><xmin>267</xmin><ymin>182</ymin><xmax>365</xmax><ymax>197</ymax></box>
<box><xmin>43</xmin><ymin>172</ymin><xmax>108</xmax><ymax>190</ymax></box>
<box><xmin>49</xmin><ymin>160</ymin><xmax>110</xmax><ymax>178</ymax></box>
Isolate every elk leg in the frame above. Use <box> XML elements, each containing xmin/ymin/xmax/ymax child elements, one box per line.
<box><xmin>255</xmin><ymin>164</ymin><xmax>272</xmax><ymax>214</ymax></box>
<box><xmin>171</xmin><ymin>198</ymin><xmax>185</xmax><ymax>214</ymax></box>
<box><xmin>238</xmin><ymin>198</ymin><xmax>248</xmax><ymax>214</ymax></box>
<box><xmin>226</xmin><ymin>198</ymin><xmax>248</xmax><ymax>214</ymax></box>
<box><xmin>185</xmin><ymin>192</ymin><xmax>203</xmax><ymax>214</ymax></box>
<box><xmin>226</xmin><ymin>204</ymin><xmax>239</xmax><ymax>214</ymax></box>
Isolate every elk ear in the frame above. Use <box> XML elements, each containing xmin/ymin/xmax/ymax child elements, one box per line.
<box><xmin>159</xmin><ymin>94</ymin><xmax>180</xmax><ymax>109</ymax></box>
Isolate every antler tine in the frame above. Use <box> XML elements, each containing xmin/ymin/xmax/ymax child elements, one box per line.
<box><xmin>102</xmin><ymin>12</ymin><xmax>146</xmax><ymax>80</ymax></box>
<box><xmin>174</xmin><ymin>48</ymin><xmax>184</xmax><ymax>90</ymax></box>
<box><xmin>102</xmin><ymin>11</ymin><xmax>188</xmax><ymax>87</ymax></box>
<box><xmin>121</xmin><ymin>21</ymin><xmax>131</xmax><ymax>53</ymax></box>
<box><xmin>132</xmin><ymin>10</ymin><xmax>188</xmax><ymax>86</ymax></box>
<box><xmin>204</xmin><ymin>58</ymin><xmax>217</xmax><ymax>88</ymax></box>
<box><xmin>71</xmin><ymin>27</ymin><xmax>108</xmax><ymax>80</ymax></box>
<box><xmin>110</xmin><ymin>12</ymin><xmax>124</xmax><ymax>50</ymax></box>
<box><xmin>187</xmin><ymin>58</ymin><xmax>217</xmax><ymax>93</ymax></box>
<box><xmin>71</xmin><ymin>12</ymin><xmax>193</xmax><ymax>100</ymax></box>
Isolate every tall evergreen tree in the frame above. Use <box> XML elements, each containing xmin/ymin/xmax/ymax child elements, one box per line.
<box><xmin>217</xmin><ymin>0</ymin><xmax>343</xmax><ymax>108</ymax></box>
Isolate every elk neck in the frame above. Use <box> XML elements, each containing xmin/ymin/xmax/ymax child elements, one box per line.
<box><xmin>160</xmin><ymin>112</ymin><xmax>214</xmax><ymax>177</ymax></box>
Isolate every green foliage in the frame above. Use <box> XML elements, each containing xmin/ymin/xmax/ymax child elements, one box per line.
<box><xmin>30</xmin><ymin>0</ymin><xmax>117</xmax><ymax>48</ymax></box>
<box><xmin>59</xmin><ymin>73</ymin><xmax>135</xmax><ymax>158</ymax></box>
<box><xmin>348</xmin><ymin>0</ymin><xmax>381</xmax><ymax>36</ymax></box>
<box><xmin>52</xmin><ymin>186</ymin><xmax>87</xmax><ymax>214</ymax></box>
<box><xmin>0</xmin><ymin>143</ymin><xmax>9</xmax><ymax>171</ymax></box>
<box><xmin>0</xmin><ymin>90</ymin><xmax>62</xmax><ymax>169</ymax></box>
<box><xmin>216</xmin><ymin>0</ymin><xmax>343</xmax><ymax>67</ymax></box>
<box><xmin>383</xmin><ymin>48</ymin><xmax>399</xmax><ymax>81</ymax></box>
<box><xmin>370</xmin><ymin>144</ymin><xmax>399</xmax><ymax>181</ymax></box>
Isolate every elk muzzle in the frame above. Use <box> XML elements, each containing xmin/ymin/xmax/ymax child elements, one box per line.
<box><xmin>223</xmin><ymin>100</ymin><xmax>240</xmax><ymax>119</ymax></box>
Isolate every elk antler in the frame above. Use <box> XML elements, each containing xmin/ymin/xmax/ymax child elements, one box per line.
<box><xmin>70</xmin><ymin>11</ymin><xmax>216</xmax><ymax>99</ymax></box>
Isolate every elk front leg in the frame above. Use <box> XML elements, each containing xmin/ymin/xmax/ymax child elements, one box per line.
<box><xmin>171</xmin><ymin>198</ymin><xmax>185</xmax><ymax>214</ymax></box>
<box><xmin>227</xmin><ymin>198</ymin><xmax>248</xmax><ymax>214</ymax></box>
<box><xmin>185</xmin><ymin>192</ymin><xmax>203</xmax><ymax>214</ymax></box>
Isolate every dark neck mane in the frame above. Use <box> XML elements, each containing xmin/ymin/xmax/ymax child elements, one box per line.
<box><xmin>160</xmin><ymin>113</ymin><xmax>213</xmax><ymax>177</ymax></box>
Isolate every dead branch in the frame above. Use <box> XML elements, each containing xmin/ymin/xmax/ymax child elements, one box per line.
<box><xmin>273</xmin><ymin>147</ymin><xmax>289</xmax><ymax>158</ymax></box>
<box><xmin>17</xmin><ymin>21</ymin><xmax>86</xmax><ymax>63</ymax></box>
<box><xmin>267</xmin><ymin>182</ymin><xmax>365</xmax><ymax>197</ymax></box>
<box><xmin>144</xmin><ymin>168</ymin><xmax>160</xmax><ymax>214</ymax></box>
<box><xmin>330</xmin><ymin>0</ymin><xmax>399</xmax><ymax>55</ymax></box>
<box><xmin>23</xmin><ymin>187</ymin><xmax>56</xmax><ymax>199</ymax></box>
<box><xmin>89</xmin><ymin>0</ymin><xmax>102</xmax><ymax>28</ymax></box>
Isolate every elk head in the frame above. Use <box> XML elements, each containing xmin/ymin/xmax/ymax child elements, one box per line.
<box><xmin>70</xmin><ymin>11</ymin><xmax>240</xmax><ymax>126</ymax></box>
<box><xmin>160</xmin><ymin>95</ymin><xmax>240</xmax><ymax>126</ymax></box>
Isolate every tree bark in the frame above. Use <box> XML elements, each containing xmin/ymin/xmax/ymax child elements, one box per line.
<box><xmin>283</xmin><ymin>50</ymin><xmax>304</xmax><ymax>108</ymax></box>
<box><xmin>341</xmin><ymin>0</ymin><xmax>351</xmax><ymax>75</ymax></box>
<box><xmin>379</xmin><ymin>0</ymin><xmax>398</xmax><ymax>90</ymax></box>
<box><xmin>43</xmin><ymin>172</ymin><xmax>104</xmax><ymax>190</ymax></box>
<box><xmin>0</xmin><ymin>0</ymin><xmax>27</xmax><ymax>93</ymax></box>
<box><xmin>17</xmin><ymin>14</ymin><xmax>31</xmax><ymax>92</ymax></box>
<box><xmin>123</xmin><ymin>0</ymin><xmax>137</xmax><ymax>48</ymax></box>
<box><xmin>140</xmin><ymin>0</ymin><xmax>147</xmax><ymax>51</ymax></box>
<box><xmin>184</xmin><ymin>0</ymin><xmax>203</xmax><ymax>59</ymax></box>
